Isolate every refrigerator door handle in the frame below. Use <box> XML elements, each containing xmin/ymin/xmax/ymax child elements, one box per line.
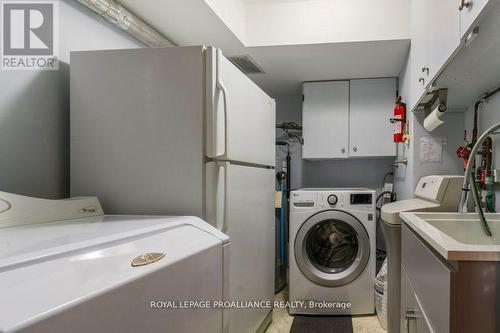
<box><xmin>216</xmin><ymin>161</ymin><xmax>230</xmax><ymax>233</ymax></box>
<box><xmin>215</xmin><ymin>49</ymin><xmax>228</xmax><ymax>159</ymax></box>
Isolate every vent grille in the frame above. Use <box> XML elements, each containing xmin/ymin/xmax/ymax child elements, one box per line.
<box><xmin>227</xmin><ymin>55</ymin><xmax>265</xmax><ymax>74</ymax></box>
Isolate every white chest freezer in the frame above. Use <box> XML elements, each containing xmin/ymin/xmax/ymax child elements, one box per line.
<box><xmin>0</xmin><ymin>192</ymin><xmax>229</xmax><ymax>333</ymax></box>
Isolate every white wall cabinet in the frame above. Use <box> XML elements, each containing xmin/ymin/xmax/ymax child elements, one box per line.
<box><xmin>302</xmin><ymin>78</ymin><xmax>396</xmax><ymax>159</ymax></box>
<box><xmin>408</xmin><ymin>0</ymin><xmax>427</xmax><ymax>110</ymax></box>
<box><xmin>302</xmin><ymin>81</ymin><xmax>349</xmax><ymax>159</ymax></box>
<box><xmin>424</xmin><ymin>0</ymin><xmax>461</xmax><ymax>84</ymax></box>
<box><xmin>349</xmin><ymin>79</ymin><xmax>396</xmax><ymax>157</ymax></box>
<box><xmin>406</xmin><ymin>0</ymin><xmax>496</xmax><ymax>112</ymax></box>
<box><xmin>460</xmin><ymin>0</ymin><xmax>495</xmax><ymax>38</ymax></box>
<box><xmin>408</xmin><ymin>0</ymin><xmax>461</xmax><ymax>111</ymax></box>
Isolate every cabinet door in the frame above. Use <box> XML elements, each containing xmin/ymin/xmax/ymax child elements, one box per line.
<box><xmin>409</xmin><ymin>0</ymin><xmax>428</xmax><ymax>111</ymax></box>
<box><xmin>402</xmin><ymin>225</ymin><xmax>452</xmax><ymax>333</ymax></box>
<box><xmin>401</xmin><ymin>266</ymin><xmax>417</xmax><ymax>333</ymax></box>
<box><xmin>460</xmin><ymin>0</ymin><xmax>495</xmax><ymax>38</ymax></box>
<box><xmin>349</xmin><ymin>78</ymin><xmax>396</xmax><ymax>157</ymax></box>
<box><xmin>302</xmin><ymin>81</ymin><xmax>349</xmax><ymax>159</ymax></box>
<box><xmin>408</xmin><ymin>0</ymin><xmax>461</xmax><ymax>111</ymax></box>
<box><xmin>424</xmin><ymin>0</ymin><xmax>461</xmax><ymax>82</ymax></box>
<box><xmin>401</xmin><ymin>267</ymin><xmax>434</xmax><ymax>333</ymax></box>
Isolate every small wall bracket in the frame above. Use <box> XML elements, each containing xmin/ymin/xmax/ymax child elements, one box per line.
<box><xmin>418</xmin><ymin>88</ymin><xmax>448</xmax><ymax>117</ymax></box>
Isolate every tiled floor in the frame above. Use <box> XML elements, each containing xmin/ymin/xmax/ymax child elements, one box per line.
<box><xmin>265</xmin><ymin>289</ymin><xmax>385</xmax><ymax>333</ymax></box>
<box><xmin>351</xmin><ymin>316</ymin><xmax>386</xmax><ymax>333</ymax></box>
<box><xmin>265</xmin><ymin>289</ymin><xmax>294</xmax><ymax>333</ymax></box>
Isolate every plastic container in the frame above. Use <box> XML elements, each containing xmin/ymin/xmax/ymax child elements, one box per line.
<box><xmin>375</xmin><ymin>258</ymin><xmax>388</xmax><ymax>330</ymax></box>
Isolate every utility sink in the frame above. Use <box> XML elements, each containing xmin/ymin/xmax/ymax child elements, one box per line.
<box><xmin>400</xmin><ymin>212</ymin><xmax>500</xmax><ymax>261</ymax></box>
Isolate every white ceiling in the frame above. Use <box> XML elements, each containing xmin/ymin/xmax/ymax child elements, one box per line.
<box><xmin>119</xmin><ymin>0</ymin><xmax>245</xmax><ymax>53</ymax></box>
<box><xmin>244</xmin><ymin>0</ymin><xmax>409</xmax><ymax>47</ymax></box>
<box><xmin>247</xmin><ymin>40</ymin><xmax>409</xmax><ymax>96</ymax></box>
<box><xmin>118</xmin><ymin>0</ymin><xmax>410</xmax><ymax>97</ymax></box>
<box><xmin>243</xmin><ymin>0</ymin><xmax>320</xmax><ymax>3</ymax></box>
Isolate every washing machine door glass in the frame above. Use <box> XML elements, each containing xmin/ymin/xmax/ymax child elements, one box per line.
<box><xmin>295</xmin><ymin>210</ymin><xmax>370</xmax><ymax>287</ymax></box>
<box><xmin>306</xmin><ymin>219</ymin><xmax>358</xmax><ymax>273</ymax></box>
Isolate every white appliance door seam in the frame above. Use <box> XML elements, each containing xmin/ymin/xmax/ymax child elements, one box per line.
<box><xmin>206</xmin><ymin>158</ymin><xmax>275</xmax><ymax>170</ymax></box>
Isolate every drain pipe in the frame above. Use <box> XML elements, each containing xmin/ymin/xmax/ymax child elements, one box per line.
<box><xmin>472</xmin><ymin>84</ymin><xmax>500</xmax><ymax>145</ymax></box>
<box><xmin>75</xmin><ymin>0</ymin><xmax>174</xmax><ymax>47</ymax></box>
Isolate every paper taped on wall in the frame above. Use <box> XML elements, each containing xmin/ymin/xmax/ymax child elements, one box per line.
<box><xmin>419</xmin><ymin>136</ymin><xmax>443</xmax><ymax>163</ymax></box>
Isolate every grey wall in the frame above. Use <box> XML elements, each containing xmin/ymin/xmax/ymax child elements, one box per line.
<box><xmin>275</xmin><ymin>95</ymin><xmax>395</xmax><ymax>192</ymax></box>
<box><xmin>394</xmin><ymin>52</ymin><xmax>415</xmax><ymax>200</ymax></box>
<box><xmin>276</xmin><ymin>95</ymin><xmax>303</xmax><ymax>189</ymax></box>
<box><xmin>395</xmin><ymin>53</ymin><xmax>465</xmax><ymax>200</ymax></box>
<box><xmin>412</xmin><ymin>112</ymin><xmax>465</xmax><ymax>182</ymax></box>
<box><xmin>464</xmin><ymin>91</ymin><xmax>500</xmax><ymax>209</ymax></box>
<box><xmin>393</xmin><ymin>111</ymin><xmax>465</xmax><ymax>200</ymax></box>
<box><xmin>302</xmin><ymin>158</ymin><xmax>395</xmax><ymax>189</ymax></box>
<box><xmin>0</xmin><ymin>0</ymin><xmax>142</xmax><ymax>199</ymax></box>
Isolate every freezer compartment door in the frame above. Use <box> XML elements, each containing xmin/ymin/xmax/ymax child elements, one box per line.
<box><xmin>206</xmin><ymin>47</ymin><xmax>276</xmax><ymax>166</ymax></box>
<box><xmin>70</xmin><ymin>47</ymin><xmax>205</xmax><ymax>216</ymax></box>
<box><xmin>206</xmin><ymin>161</ymin><xmax>275</xmax><ymax>333</ymax></box>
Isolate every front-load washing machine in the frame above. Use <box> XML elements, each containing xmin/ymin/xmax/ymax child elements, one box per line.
<box><xmin>289</xmin><ymin>188</ymin><xmax>376</xmax><ymax>315</ymax></box>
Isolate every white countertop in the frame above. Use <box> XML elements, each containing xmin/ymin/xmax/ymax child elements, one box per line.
<box><xmin>400</xmin><ymin>212</ymin><xmax>500</xmax><ymax>261</ymax></box>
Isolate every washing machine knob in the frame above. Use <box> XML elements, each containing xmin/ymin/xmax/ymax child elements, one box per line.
<box><xmin>327</xmin><ymin>194</ymin><xmax>338</xmax><ymax>206</ymax></box>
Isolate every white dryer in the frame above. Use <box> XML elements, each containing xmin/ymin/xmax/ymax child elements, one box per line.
<box><xmin>289</xmin><ymin>188</ymin><xmax>376</xmax><ymax>315</ymax></box>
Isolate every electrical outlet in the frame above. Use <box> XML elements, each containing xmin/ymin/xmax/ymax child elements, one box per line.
<box><xmin>383</xmin><ymin>183</ymin><xmax>393</xmax><ymax>200</ymax></box>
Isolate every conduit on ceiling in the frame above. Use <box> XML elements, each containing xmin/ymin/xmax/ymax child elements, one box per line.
<box><xmin>76</xmin><ymin>0</ymin><xmax>175</xmax><ymax>47</ymax></box>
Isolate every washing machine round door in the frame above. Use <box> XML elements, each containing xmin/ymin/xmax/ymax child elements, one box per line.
<box><xmin>295</xmin><ymin>210</ymin><xmax>370</xmax><ymax>287</ymax></box>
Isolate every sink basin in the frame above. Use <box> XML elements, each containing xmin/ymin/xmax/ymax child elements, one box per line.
<box><xmin>400</xmin><ymin>212</ymin><xmax>500</xmax><ymax>261</ymax></box>
<box><xmin>415</xmin><ymin>213</ymin><xmax>500</xmax><ymax>245</ymax></box>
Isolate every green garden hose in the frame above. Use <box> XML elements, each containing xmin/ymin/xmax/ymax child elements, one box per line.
<box><xmin>471</xmin><ymin>170</ymin><xmax>493</xmax><ymax>236</ymax></box>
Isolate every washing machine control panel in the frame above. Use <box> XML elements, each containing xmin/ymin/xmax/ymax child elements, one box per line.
<box><xmin>327</xmin><ymin>194</ymin><xmax>338</xmax><ymax>206</ymax></box>
<box><xmin>323</xmin><ymin>193</ymin><xmax>374</xmax><ymax>209</ymax></box>
<box><xmin>291</xmin><ymin>189</ymin><xmax>375</xmax><ymax>211</ymax></box>
<box><xmin>319</xmin><ymin>193</ymin><xmax>345</xmax><ymax>208</ymax></box>
<box><xmin>291</xmin><ymin>192</ymin><xmax>316</xmax><ymax>208</ymax></box>
<box><xmin>350</xmin><ymin>193</ymin><xmax>373</xmax><ymax>205</ymax></box>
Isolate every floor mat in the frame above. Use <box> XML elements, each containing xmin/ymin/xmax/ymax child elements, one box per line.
<box><xmin>290</xmin><ymin>315</ymin><xmax>353</xmax><ymax>333</ymax></box>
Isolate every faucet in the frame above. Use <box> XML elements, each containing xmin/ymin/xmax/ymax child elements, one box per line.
<box><xmin>458</xmin><ymin>122</ymin><xmax>500</xmax><ymax>214</ymax></box>
<box><xmin>393</xmin><ymin>158</ymin><xmax>408</xmax><ymax>167</ymax></box>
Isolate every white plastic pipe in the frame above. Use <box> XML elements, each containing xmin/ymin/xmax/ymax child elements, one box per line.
<box><xmin>76</xmin><ymin>0</ymin><xmax>174</xmax><ymax>47</ymax></box>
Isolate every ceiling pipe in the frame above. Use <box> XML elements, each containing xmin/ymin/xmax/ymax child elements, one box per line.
<box><xmin>75</xmin><ymin>0</ymin><xmax>175</xmax><ymax>47</ymax></box>
<box><xmin>472</xmin><ymin>84</ymin><xmax>500</xmax><ymax>145</ymax></box>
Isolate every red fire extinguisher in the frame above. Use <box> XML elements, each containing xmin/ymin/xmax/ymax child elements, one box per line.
<box><xmin>391</xmin><ymin>96</ymin><xmax>406</xmax><ymax>143</ymax></box>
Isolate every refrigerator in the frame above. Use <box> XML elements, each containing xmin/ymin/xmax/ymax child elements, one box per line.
<box><xmin>70</xmin><ymin>46</ymin><xmax>276</xmax><ymax>333</ymax></box>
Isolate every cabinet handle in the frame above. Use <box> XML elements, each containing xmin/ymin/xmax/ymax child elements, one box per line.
<box><xmin>459</xmin><ymin>0</ymin><xmax>472</xmax><ymax>10</ymax></box>
<box><xmin>341</xmin><ymin>148</ymin><xmax>345</xmax><ymax>154</ymax></box>
<box><xmin>421</xmin><ymin>66</ymin><xmax>430</xmax><ymax>75</ymax></box>
<box><xmin>418</xmin><ymin>77</ymin><xmax>425</xmax><ymax>85</ymax></box>
<box><xmin>405</xmin><ymin>309</ymin><xmax>418</xmax><ymax>333</ymax></box>
<box><xmin>353</xmin><ymin>147</ymin><xmax>358</xmax><ymax>152</ymax></box>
